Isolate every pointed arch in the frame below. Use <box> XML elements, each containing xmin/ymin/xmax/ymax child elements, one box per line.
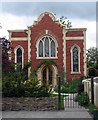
<box><xmin>14</xmin><ymin>45</ymin><xmax>24</xmax><ymax>69</ymax></box>
<box><xmin>36</xmin><ymin>35</ymin><xmax>58</xmax><ymax>59</ymax></box>
<box><xmin>71</xmin><ymin>45</ymin><xmax>81</xmax><ymax>73</ymax></box>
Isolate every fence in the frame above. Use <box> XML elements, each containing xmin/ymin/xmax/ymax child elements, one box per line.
<box><xmin>82</xmin><ymin>77</ymin><xmax>98</xmax><ymax>107</ymax></box>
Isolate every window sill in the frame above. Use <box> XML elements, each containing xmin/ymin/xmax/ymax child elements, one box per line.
<box><xmin>36</xmin><ymin>57</ymin><xmax>58</xmax><ymax>59</ymax></box>
<box><xmin>71</xmin><ymin>72</ymin><xmax>81</xmax><ymax>74</ymax></box>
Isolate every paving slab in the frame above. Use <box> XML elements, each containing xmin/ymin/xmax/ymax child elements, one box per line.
<box><xmin>1</xmin><ymin>111</ymin><xmax>93</xmax><ymax>119</ymax></box>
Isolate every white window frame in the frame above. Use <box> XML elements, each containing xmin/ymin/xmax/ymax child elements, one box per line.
<box><xmin>71</xmin><ymin>45</ymin><xmax>81</xmax><ymax>74</ymax></box>
<box><xmin>14</xmin><ymin>45</ymin><xmax>24</xmax><ymax>69</ymax></box>
<box><xmin>36</xmin><ymin>35</ymin><xmax>58</xmax><ymax>59</ymax></box>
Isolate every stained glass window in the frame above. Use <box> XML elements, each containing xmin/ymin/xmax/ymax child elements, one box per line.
<box><xmin>45</xmin><ymin>37</ymin><xmax>49</xmax><ymax>57</ymax></box>
<box><xmin>73</xmin><ymin>47</ymin><xmax>79</xmax><ymax>72</ymax></box>
<box><xmin>17</xmin><ymin>48</ymin><xmax>22</xmax><ymax>69</ymax></box>
<box><xmin>38</xmin><ymin>36</ymin><xmax>56</xmax><ymax>58</ymax></box>
<box><xmin>51</xmin><ymin>40</ymin><xmax>55</xmax><ymax>57</ymax></box>
<box><xmin>39</xmin><ymin>41</ymin><xmax>43</xmax><ymax>57</ymax></box>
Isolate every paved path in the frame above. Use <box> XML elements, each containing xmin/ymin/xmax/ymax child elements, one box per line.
<box><xmin>1</xmin><ymin>93</ymin><xmax>93</xmax><ymax>119</ymax></box>
<box><xmin>64</xmin><ymin>93</ymin><xmax>87</xmax><ymax>111</ymax></box>
<box><xmin>2</xmin><ymin>111</ymin><xmax>93</xmax><ymax>119</ymax></box>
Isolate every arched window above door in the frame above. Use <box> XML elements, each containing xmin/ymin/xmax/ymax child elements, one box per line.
<box><xmin>36</xmin><ymin>35</ymin><xmax>58</xmax><ymax>59</ymax></box>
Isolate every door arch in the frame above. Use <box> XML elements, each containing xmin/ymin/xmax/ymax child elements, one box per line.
<box><xmin>42</xmin><ymin>65</ymin><xmax>53</xmax><ymax>86</ymax></box>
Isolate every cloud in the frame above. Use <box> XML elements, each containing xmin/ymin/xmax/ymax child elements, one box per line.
<box><xmin>0</xmin><ymin>12</ymin><xmax>96</xmax><ymax>49</ymax></box>
<box><xmin>72</xmin><ymin>18</ymin><xmax>96</xmax><ymax>49</ymax></box>
<box><xmin>2</xmin><ymin>2</ymin><xmax>96</xmax><ymax>21</ymax></box>
<box><xmin>0</xmin><ymin>13</ymin><xmax>35</xmax><ymax>38</ymax></box>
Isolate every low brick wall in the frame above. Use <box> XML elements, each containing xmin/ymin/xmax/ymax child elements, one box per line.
<box><xmin>2</xmin><ymin>97</ymin><xmax>58</xmax><ymax>111</ymax></box>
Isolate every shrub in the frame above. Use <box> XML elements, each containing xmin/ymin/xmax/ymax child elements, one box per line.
<box><xmin>54</xmin><ymin>78</ymin><xmax>82</xmax><ymax>93</ymax></box>
<box><xmin>75</xmin><ymin>92</ymin><xmax>89</xmax><ymax>106</ymax></box>
<box><xmin>88</xmin><ymin>67</ymin><xmax>96</xmax><ymax>77</ymax></box>
<box><xmin>24</xmin><ymin>77</ymin><xmax>52</xmax><ymax>97</ymax></box>
<box><xmin>24</xmin><ymin>77</ymin><xmax>41</xmax><ymax>97</ymax></box>
<box><xmin>2</xmin><ymin>73</ymin><xmax>25</xmax><ymax>97</ymax></box>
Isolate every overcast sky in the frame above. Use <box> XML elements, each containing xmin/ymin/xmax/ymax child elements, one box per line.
<box><xmin>0</xmin><ymin>2</ymin><xmax>97</xmax><ymax>49</ymax></box>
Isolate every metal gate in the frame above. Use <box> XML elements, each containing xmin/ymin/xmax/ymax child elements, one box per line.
<box><xmin>58</xmin><ymin>76</ymin><xmax>85</xmax><ymax>110</ymax></box>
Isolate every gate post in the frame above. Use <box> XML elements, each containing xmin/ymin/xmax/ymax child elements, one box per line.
<box><xmin>58</xmin><ymin>76</ymin><xmax>61</xmax><ymax>110</ymax></box>
<box><xmin>91</xmin><ymin>76</ymin><xmax>94</xmax><ymax>104</ymax></box>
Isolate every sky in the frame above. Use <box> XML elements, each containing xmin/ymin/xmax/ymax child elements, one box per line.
<box><xmin>0</xmin><ymin>1</ymin><xmax>97</xmax><ymax>49</ymax></box>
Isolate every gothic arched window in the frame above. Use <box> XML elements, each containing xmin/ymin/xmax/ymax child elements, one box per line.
<box><xmin>51</xmin><ymin>40</ymin><xmax>55</xmax><ymax>57</ymax></box>
<box><xmin>37</xmin><ymin>36</ymin><xmax>57</xmax><ymax>58</ymax></box>
<box><xmin>72</xmin><ymin>47</ymin><xmax>79</xmax><ymax>72</ymax></box>
<box><xmin>39</xmin><ymin>41</ymin><xmax>43</xmax><ymax>57</ymax></box>
<box><xmin>17</xmin><ymin>48</ymin><xmax>22</xmax><ymax>70</ymax></box>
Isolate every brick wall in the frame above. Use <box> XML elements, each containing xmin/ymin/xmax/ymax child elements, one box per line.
<box><xmin>30</xmin><ymin>14</ymin><xmax>64</xmax><ymax>75</ymax></box>
<box><xmin>66</xmin><ymin>39</ymin><xmax>84</xmax><ymax>82</ymax></box>
<box><xmin>11</xmin><ymin>41</ymin><xmax>28</xmax><ymax>64</ymax></box>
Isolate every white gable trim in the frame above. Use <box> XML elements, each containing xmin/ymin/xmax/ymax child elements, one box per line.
<box><xmin>66</xmin><ymin>37</ymin><xmax>84</xmax><ymax>40</ymax></box>
<box><xmin>11</xmin><ymin>37</ymin><xmax>28</xmax><ymax>41</ymax></box>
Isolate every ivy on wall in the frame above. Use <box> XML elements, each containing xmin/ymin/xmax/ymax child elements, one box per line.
<box><xmin>31</xmin><ymin>60</ymin><xmax>57</xmax><ymax>76</ymax></box>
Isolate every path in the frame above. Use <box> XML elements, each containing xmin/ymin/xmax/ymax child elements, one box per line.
<box><xmin>1</xmin><ymin>93</ymin><xmax>93</xmax><ymax>119</ymax></box>
<box><xmin>64</xmin><ymin>93</ymin><xmax>86</xmax><ymax>111</ymax></box>
<box><xmin>2</xmin><ymin>94</ymin><xmax>93</xmax><ymax>119</ymax></box>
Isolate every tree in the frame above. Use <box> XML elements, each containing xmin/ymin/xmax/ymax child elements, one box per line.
<box><xmin>59</xmin><ymin>16</ymin><xmax>72</xmax><ymax>29</ymax></box>
<box><xmin>86</xmin><ymin>47</ymin><xmax>98</xmax><ymax>68</ymax></box>
<box><xmin>0</xmin><ymin>37</ymin><xmax>14</xmax><ymax>75</ymax></box>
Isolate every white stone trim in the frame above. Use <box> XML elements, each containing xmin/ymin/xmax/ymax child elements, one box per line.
<box><xmin>66</xmin><ymin>37</ymin><xmax>84</xmax><ymax>40</ymax></box>
<box><xmin>66</xmin><ymin>28</ymin><xmax>87</xmax><ymax>31</ymax></box>
<box><xmin>37</xmin><ymin>12</ymin><xmax>56</xmax><ymax>22</ymax></box>
<box><xmin>28</xmin><ymin>27</ymin><xmax>31</xmax><ymax>77</ymax></box>
<box><xmin>63</xmin><ymin>28</ymin><xmax>67</xmax><ymax>81</ymax></box>
<box><xmin>83</xmin><ymin>30</ymin><xmax>87</xmax><ymax>77</ymax></box>
<box><xmin>36</xmin><ymin>57</ymin><xmax>58</xmax><ymax>59</ymax></box>
<box><xmin>71</xmin><ymin>72</ymin><xmax>81</xmax><ymax>74</ymax></box>
<box><xmin>11</xmin><ymin>37</ymin><xmax>28</xmax><ymax>41</ymax></box>
<box><xmin>8</xmin><ymin>29</ymin><xmax>28</xmax><ymax>32</ymax></box>
<box><xmin>31</xmin><ymin>12</ymin><xmax>61</xmax><ymax>27</ymax></box>
<box><xmin>71</xmin><ymin>45</ymin><xmax>81</xmax><ymax>74</ymax></box>
<box><xmin>14</xmin><ymin>45</ymin><xmax>24</xmax><ymax>69</ymax></box>
<box><xmin>9</xmin><ymin>32</ymin><xmax>12</xmax><ymax>42</ymax></box>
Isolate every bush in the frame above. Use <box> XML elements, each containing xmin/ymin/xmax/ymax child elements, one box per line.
<box><xmin>88</xmin><ymin>67</ymin><xmax>96</xmax><ymax>77</ymax></box>
<box><xmin>54</xmin><ymin>78</ymin><xmax>82</xmax><ymax>93</ymax></box>
<box><xmin>2</xmin><ymin>73</ymin><xmax>25</xmax><ymax>97</ymax></box>
<box><xmin>3</xmin><ymin>74</ymin><xmax>52</xmax><ymax>97</ymax></box>
<box><xmin>75</xmin><ymin>92</ymin><xmax>89</xmax><ymax>106</ymax></box>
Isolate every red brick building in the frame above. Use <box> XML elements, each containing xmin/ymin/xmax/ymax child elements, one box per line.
<box><xmin>8</xmin><ymin>12</ymin><xmax>87</xmax><ymax>87</ymax></box>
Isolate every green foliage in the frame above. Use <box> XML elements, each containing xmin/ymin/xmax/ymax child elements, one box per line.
<box><xmin>88</xmin><ymin>67</ymin><xmax>96</xmax><ymax>77</ymax></box>
<box><xmin>2</xmin><ymin>62</ymin><xmax>30</xmax><ymax>97</ymax></box>
<box><xmin>87</xmin><ymin>104</ymin><xmax>98</xmax><ymax>113</ymax></box>
<box><xmin>86</xmin><ymin>47</ymin><xmax>98</xmax><ymax>68</ymax></box>
<box><xmin>60</xmin><ymin>68</ymin><xmax>66</xmax><ymax>84</ymax></box>
<box><xmin>2</xmin><ymin>61</ymin><xmax>52</xmax><ymax>97</ymax></box>
<box><xmin>75</xmin><ymin>92</ymin><xmax>89</xmax><ymax>106</ymax></box>
<box><xmin>59</xmin><ymin>16</ymin><xmax>72</xmax><ymax>29</ymax></box>
<box><xmin>32</xmin><ymin>60</ymin><xmax>56</xmax><ymax>76</ymax></box>
<box><xmin>60</xmin><ymin>95</ymin><xmax>64</xmax><ymax>110</ymax></box>
<box><xmin>92</xmin><ymin>63</ymin><xmax>98</xmax><ymax>69</ymax></box>
<box><xmin>2</xmin><ymin>73</ymin><xmax>25</xmax><ymax>97</ymax></box>
<box><xmin>54</xmin><ymin>78</ymin><xmax>82</xmax><ymax>93</ymax></box>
